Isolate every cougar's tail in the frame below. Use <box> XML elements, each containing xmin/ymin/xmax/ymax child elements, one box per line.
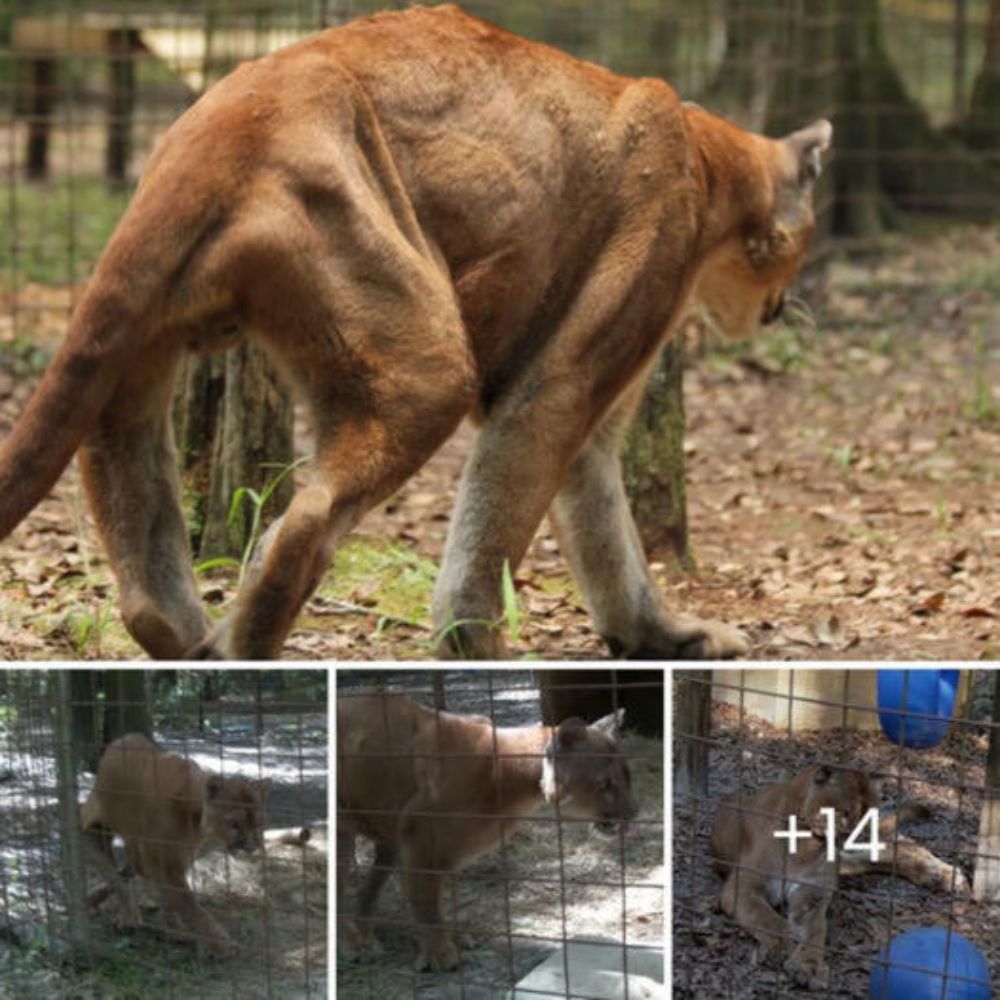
<box><xmin>0</xmin><ymin>181</ymin><xmax>221</xmax><ymax>540</ymax></box>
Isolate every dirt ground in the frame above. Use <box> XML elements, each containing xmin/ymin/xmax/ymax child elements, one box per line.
<box><xmin>335</xmin><ymin>671</ymin><xmax>665</xmax><ymax>998</ymax></box>
<box><xmin>672</xmin><ymin>672</ymin><xmax>1000</xmax><ymax>998</ymax></box>
<box><xmin>0</xmin><ymin>223</ymin><xmax>996</xmax><ymax>660</ymax></box>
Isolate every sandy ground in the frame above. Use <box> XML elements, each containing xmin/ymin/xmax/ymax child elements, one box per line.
<box><xmin>335</xmin><ymin>671</ymin><xmax>665</xmax><ymax>999</ymax></box>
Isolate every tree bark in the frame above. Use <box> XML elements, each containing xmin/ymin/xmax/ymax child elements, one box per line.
<box><xmin>54</xmin><ymin>672</ymin><xmax>91</xmax><ymax>950</ymax></box>
<box><xmin>766</xmin><ymin>0</ymin><xmax>1000</xmax><ymax>236</ymax></box>
<box><xmin>705</xmin><ymin>0</ymin><xmax>788</xmax><ymax>128</ymax></box>
<box><xmin>177</xmin><ymin>344</ymin><xmax>294</xmax><ymax>561</ymax></box>
<box><xmin>69</xmin><ymin>670</ymin><xmax>101</xmax><ymax>772</ymax></box>
<box><xmin>536</xmin><ymin>669</ymin><xmax>664</xmax><ymax>737</ymax></box>
<box><xmin>623</xmin><ymin>342</ymin><xmax>691</xmax><ymax>570</ymax></box>
<box><xmin>964</xmin><ymin>0</ymin><xmax>1000</xmax><ymax>151</ymax></box>
<box><xmin>101</xmin><ymin>670</ymin><xmax>152</xmax><ymax>745</ymax></box>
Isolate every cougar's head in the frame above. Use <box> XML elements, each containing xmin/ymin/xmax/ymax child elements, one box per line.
<box><xmin>693</xmin><ymin>119</ymin><xmax>832</xmax><ymax>340</ymax></box>
<box><xmin>798</xmin><ymin>765</ymin><xmax>877</xmax><ymax>844</ymax></box>
<box><xmin>205</xmin><ymin>775</ymin><xmax>269</xmax><ymax>855</ymax></box>
<box><xmin>541</xmin><ymin>709</ymin><xmax>639</xmax><ymax>834</ymax></box>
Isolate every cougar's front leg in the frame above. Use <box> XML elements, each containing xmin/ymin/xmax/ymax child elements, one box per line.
<box><xmin>78</xmin><ymin>350</ymin><xmax>208</xmax><ymax>659</ymax></box>
<box><xmin>720</xmin><ymin>871</ymin><xmax>792</xmax><ymax>964</ymax></box>
<box><xmin>142</xmin><ymin>843</ymin><xmax>233</xmax><ymax>956</ymax></box>
<box><xmin>549</xmin><ymin>385</ymin><xmax>749</xmax><ymax>659</ymax></box>
<box><xmin>432</xmin><ymin>377</ymin><xmax>595</xmax><ymax>659</ymax></box>
<box><xmin>400</xmin><ymin>811</ymin><xmax>459</xmax><ymax>972</ymax></box>
<box><xmin>784</xmin><ymin>885</ymin><xmax>832</xmax><ymax>990</ymax></box>
<box><xmin>83</xmin><ymin>827</ymin><xmax>141</xmax><ymax>928</ymax></box>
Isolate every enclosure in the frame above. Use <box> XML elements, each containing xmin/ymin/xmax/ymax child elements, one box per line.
<box><xmin>0</xmin><ymin>668</ymin><xmax>328</xmax><ymax>999</ymax></box>
<box><xmin>672</xmin><ymin>667</ymin><xmax>1000</xmax><ymax>997</ymax></box>
<box><xmin>0</xmin><ymin>1</ymin><xmax>994</xmax><ymax>661</ymax></box>
<box><xmin>336</xmin><ymin>668</ymin><xmax>665</xmax><ymax>998</ymax></box>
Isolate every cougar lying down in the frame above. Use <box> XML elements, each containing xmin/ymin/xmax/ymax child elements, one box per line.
<box><xmin>709</xmin><ymin>764</ymin><xmax>969</xmax><ymax>990</ymax></box>
<box><xmin>337</xmin><ymin>693</ymin><xmax>639</xmax><ymax>971</ymax></box>
<box><xmin>0</xmin><ymin>4</ymin><xmax>831</xmax><ymax>660</ymax></box>
<box><xmin>81</xmin><ymin>733</ymin><xmax>267</xmax><ymax>954</ymax></box>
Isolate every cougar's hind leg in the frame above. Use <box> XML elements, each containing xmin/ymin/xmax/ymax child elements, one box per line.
<box><xmin>549</xmin><ymin>384</ymin><xmax>749</xmax><ymax>660</ymax></box>
<box><xmin>192</xmin><ymin>268</ymin><xmax>474</xmax><ymax>659</ymax></box>
<box><xmin>77</xmin><ymin>345</ymin><xmax>207</xmax><ymax>659</ymax></box>
<box><xmin>431</xmin><ymin>372</ymin><xmax>596</xmax><ymax>659</ymax></box>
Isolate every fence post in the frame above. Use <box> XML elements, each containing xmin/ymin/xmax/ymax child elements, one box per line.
<box><xmin>973</xmin><ymin>670</ymin><xmax>1000</xmax><ymax>901</ymax></box>
<box><xmin>53</xmin><ymin>671</ymin><xmax>91</xmax><ymax>950</ymax></box>
<box><xmin>675</xmin><ymin>669</ymin><xmax>711</xmax><ymax>797</ymax></box>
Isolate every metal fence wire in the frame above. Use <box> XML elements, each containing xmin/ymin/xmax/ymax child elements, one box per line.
<box><xmin>672</xmin><ymin>667</ymin><xmax>1000</xmax><ymax>999</ymax></box>
<box><xmin>336</xmin><ymin>668</ymin><xmax>666</xmax><ymax>999</ymax></box>
<box><xmin>1</xmin><ymin>0</ymin><xmax>997</xmax><ymax>342</ymax></box>
<box><xmin>0</xmin><ymin>668</ymin><xmax>328</xmax><ymax>1000</ymax></box>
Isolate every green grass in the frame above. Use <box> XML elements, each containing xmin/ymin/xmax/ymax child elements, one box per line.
<box><xmin>1</xmin><ymin>179</ymin><xmax>131</xmax><ymax>293</ymax></box>
<box><xmin>965</xmin><ymin>325</ymin><xmax>999</xmax><ymax>426</ymax></box>
<box><xmin>319</xmin><ymin>536</ymin><xmax>438</xmax><ymax>628</ymax></box>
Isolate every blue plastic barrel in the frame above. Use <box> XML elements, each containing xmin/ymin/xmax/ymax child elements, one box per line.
<box><xmin>876</xmin><ymin>669</ymin><xmax>959</xmax><ymax>748</ymax></box>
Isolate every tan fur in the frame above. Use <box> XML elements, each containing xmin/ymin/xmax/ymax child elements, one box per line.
<box><xmin>0</xmin><ymin>6</ymin><xmax>831</xmax><ymax>660</ymax></box>
<box><xmin>709</xmin><ymin>765</ymin><xmax>969</xmax><ymax>990</ymax></box>
<box><xmin>337</xmin><ymin>693</ymin><xmax>638</xmax><ymax>971</ymax></box>
<box><xmin>81</xmin><ymin>733</ymin><xmax>266</xmax><ymax>954</ymax></box>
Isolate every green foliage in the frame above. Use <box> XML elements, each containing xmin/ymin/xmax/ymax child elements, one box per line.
<box><xmin>966</xmin><ymin>324</ymin><xmax>999</xmax><ymax>426</ymax></box>
<box><xmin>500</xmin><ymin>558</ymin><xmax>522</xmax><ymax>646</ymax></box>
<box><xmin>67</xmin><ymin>602</ymin><xmax>114</xmax><ymax>658</ymax></box>
<box><xmin>226</xmin><ymin>456</ymin><xmax>309</xmax><ymax>583</ymax></box>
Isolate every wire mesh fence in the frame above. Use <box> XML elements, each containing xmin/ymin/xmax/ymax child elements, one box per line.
<box><xmin>336</xmin><ymin>668</ymin><xmax>665</xmax><ymax>999</ymax></box>
<box><xmin>2</xmin><ymin>0</ymin><xmax>996</xmax><ymax>339</ymax></box>
<box><xmin>672</xmin><ymin>667</ymin><xmax>1000</xmax><ymax>999</ymax></box>
<box><xmin>0</xmin><ymin>668</ymin><xmax>328</xmax><ymax>999</ymax></box>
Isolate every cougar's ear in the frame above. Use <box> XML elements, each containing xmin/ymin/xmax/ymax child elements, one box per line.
<box><xmin>253</xmin><ymin>778</ymin><xmax>270</xmax><ymax>801</ymax></box>
<box><xmin>591</xmin><ymin>709</ymin><xmax>625</xmax><ymax>739</ymax></box>
<box><xmin>206</xmin><ymin>775</ymin><xmax>223</xmax><ymax>799</ymax></box>
<box><xmin>785</xmin><ymin>119</ymin><xmax>833</xmax><ymax>184</ymax></box>
<box><xmin>812</xmin><ymin>765</ymin><xmax>832</xmax><ymax>785</ymax></box>
<box><xmin>552</xmin><ymin>718</ymin><xmax>588</xmax><ymax>752</ymax></box>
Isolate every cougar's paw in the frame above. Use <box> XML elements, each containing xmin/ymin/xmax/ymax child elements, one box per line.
<box><xmin>415</xmin><ymin>934</ymin><xmax>460</xmax><ymax>972</ymax></box>
<box><xmin>785</xmin><ymin>950</ymin><xmax>829</xmax><ymax>991</ymax></box>
<box><xmin>340</xmin><ymin>921</ymin><xmax>384</xmax><ymax>963</ymax></box>
<box><xmin>433</xmin><ymin>620</ymin><xmax>507</xmax><ymax>661</ymax></box>
<box><xmin>672</xmin><ymin>617</ymin><xmax>750</xmax><ymax>660</ymax></box>
<box><xmin>187</xmin><ymin>619</ymin><xmax>232</xmax><ymax>660</ymax></box>
<box><xmin>939</xmin><ymin>865</ymin><xmax>971</xmax><ymax>896</ymax></box>
<box><xmin>122</xmin><ymin>602</ymin><xmax>190</xmax><ymax>660</ymax></box>
<box><xmin>754</xmin><ymin>935</ymin><xmax>787</xmax><ymax>969</ymax></box>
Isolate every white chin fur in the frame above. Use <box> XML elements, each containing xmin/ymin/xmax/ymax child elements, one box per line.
<box><xmin>540</xmin><ymin>753</ymin><xmax>556</xmax><ymax>802</ymax></box>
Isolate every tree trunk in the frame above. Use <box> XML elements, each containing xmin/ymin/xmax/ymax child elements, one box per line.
<box><xmin>69</xmin><ymin>670</ymin><xmax>101</xmax><ymax>772</ymax></box>
<box><xmin>964</xmin><ymin>0</ymin><xmax>1000</xmax><ymax>151</ymax></box>
<box><xmin>766</xmin><ymin>0</ymin><xmax>1000</xmax><ymax>236</ymax></box>
<box><xmin>623</xmin><ymin>342</ymin><xmax>691</xmax><ymax>570</ymax></box>
<box><xmin>177</xmin><ymin>344</ymin><xmax>294</xmax><ymax>561</ymax></box>
<box><xmin>53</xmin><ymin>672</ymin><xmax>91</xmax><ymax>951</ymax></box>
<box><xmin>705</xmin><ymin>0</ymin><xmax>787</xmax><ymax>128</ymax></box>
<box><xmin>536</xmin><ymin>670</ymin><xmax>664</xmax><ymax>737</ymax></box>
<box><xmin>101</xmin><ymin>670</ymin><xmax>152</xmax><ymax>745</ymax></box>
